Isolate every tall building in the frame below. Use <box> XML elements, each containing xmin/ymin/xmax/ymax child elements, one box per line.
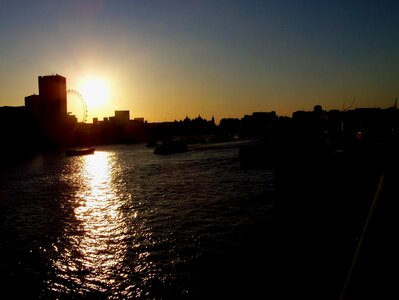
<box><xmin>38</xmin><ymin>74</ymin><xmax>67</xmax><ymax>119</ymax></box>
<box><xmin>23</xmin><ymin>75</ymin><xmax>70</xmax><ymax>148</ymax></box>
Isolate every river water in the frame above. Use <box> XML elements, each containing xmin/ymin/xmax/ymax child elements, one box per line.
<box><xmin>0</xmin><ymin>141</ymin><xmax>276</xmax><ymax>299</ymax></box>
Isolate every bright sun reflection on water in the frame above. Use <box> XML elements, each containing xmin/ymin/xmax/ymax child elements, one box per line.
<box><xmin>53</xmin><ymin>151</ymin><xmax>133</xmax><ymax>296</ymax></box>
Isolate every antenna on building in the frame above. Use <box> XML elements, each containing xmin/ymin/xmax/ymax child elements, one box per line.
<box><xmin>394</xmin><ymin>98</ymin><xmax>397</xmax><ymax>109</ymax></box>
<box><xmin>348</xmin><ymin>98</ymin><xmax>355</xmax><ymax>110</ymax></box>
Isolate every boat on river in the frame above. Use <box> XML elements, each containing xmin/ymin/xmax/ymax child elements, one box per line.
<box><xmin>154</xmin><ymin>140</ymin><xmax>188</xmax><ymax>155</ymax></box>
<box><xmin>65</xmin><ymin>147</ymin><xmax>95</xmax><ymax>156</ymax></box>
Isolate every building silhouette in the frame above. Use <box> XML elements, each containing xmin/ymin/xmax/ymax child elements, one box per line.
<box><xmin>24</xmin><ymin>74</ymin><xmax>70</xmax><ymax>148</ymax></box>
<box><xmin>114</xmin><ymin>110</ymin><xmax>130</xmax><ymax>124</ymax></box>
<box><xmin>2</xmin><ymin>73</ymin><xmax>399</xmax><ymax>160</ymax></box>
<box><xmin>25</xmin><ymin>74</ymin><xmax>67</xmax><ymax>122</ymax></box>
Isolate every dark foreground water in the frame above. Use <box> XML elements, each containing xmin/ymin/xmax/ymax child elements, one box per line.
<box><xmin>0</xmin><ymin>142</ymin><xmax>275</xmax><ymax>299</ymax></box>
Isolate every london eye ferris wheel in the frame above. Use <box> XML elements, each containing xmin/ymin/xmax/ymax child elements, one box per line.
<box><xmin>67</xmin><ymin>89</ymin><xmax>88</xmax><ymax>123</ymax></box>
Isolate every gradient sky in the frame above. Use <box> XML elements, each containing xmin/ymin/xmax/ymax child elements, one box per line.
<box><xmin>0</xmin><ymin>0</ymin><xmax>398</xmax><ymax>122</ymax></box>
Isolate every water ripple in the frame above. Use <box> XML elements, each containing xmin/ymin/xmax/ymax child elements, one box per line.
<box><xmin>1</xmin><ymin>143</ymin><xmax>275</xmax><ymax>299</ymax></box>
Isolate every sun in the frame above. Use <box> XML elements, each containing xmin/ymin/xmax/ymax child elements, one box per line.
<box><xmin>80</xmin><ymin>77</ymin><xmax>109</xmax><ymax>108</ymax></box>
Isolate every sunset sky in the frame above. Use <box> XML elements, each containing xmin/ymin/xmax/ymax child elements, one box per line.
<box><xmin>0</xmin><ymin>0</ymin><xmax>398</xmax><ymax>123</ymax></box>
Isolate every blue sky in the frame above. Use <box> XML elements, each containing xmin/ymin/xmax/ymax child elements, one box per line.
<box><xmin>0</xmin><ymin>0</ymin><xmax>398</xmax><ymax>122</ymax></box>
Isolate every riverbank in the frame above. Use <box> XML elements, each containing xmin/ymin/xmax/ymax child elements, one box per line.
<box><xmin>271</xmin><ymin>144</ymin><xmax>398</xmax><ymax>299</ymax></box>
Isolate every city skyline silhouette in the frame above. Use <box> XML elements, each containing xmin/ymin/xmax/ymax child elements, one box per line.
<box><xmin>1</xmin><ymin>2</ymin><xmax>398</xmax><ymax>298</ymax></box>
<box><xmin>1</xmin><ymin>1</ymin><xmax>398</xmax><ymax>122</ymax></box>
